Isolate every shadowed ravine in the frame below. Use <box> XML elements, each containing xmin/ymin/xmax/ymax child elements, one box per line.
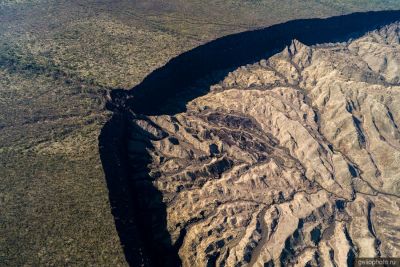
<box><xmin>99</xmin><ymin>10</ymin><xmax>400</xmax><ymax>266</ymax></box>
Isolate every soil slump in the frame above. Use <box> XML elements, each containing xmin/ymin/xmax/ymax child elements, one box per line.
<box><xmin>99</xmin><ymin>10</ymin><xmax>400</xmax><ymax>267</ymax></box>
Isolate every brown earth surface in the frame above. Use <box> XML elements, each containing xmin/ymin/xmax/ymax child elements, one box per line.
<box><xmin>126</xmin><ymin>22</ymin><xmax>400</xmax><ymax>266</ymax></box>
<box><xmin>2</xmin><ymin>1</ymin><xmax>400</xmax><ymax>266</ymax></box>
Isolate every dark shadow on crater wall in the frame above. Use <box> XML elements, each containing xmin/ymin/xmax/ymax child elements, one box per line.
<box><xmin>122</xmin><ymin>10</ymin><xmax>400</xmax><ymax>115</ymax></box>
<box><xmin>99</xmin><ymin>10</ymin><xmax>400</xmax><ymax>267</ymax></box>
<box><xmin>99</xmin><ymin>113</ymin><xmax>151</xmax><ymax>266</ymax></box>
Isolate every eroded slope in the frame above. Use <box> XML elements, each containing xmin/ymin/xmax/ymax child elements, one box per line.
<box><xmin>127</xmin><ymin>23</ymin><xmax>400</xmax><ymax>266</ymax></box>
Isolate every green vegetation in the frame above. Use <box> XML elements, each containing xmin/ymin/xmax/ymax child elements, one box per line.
<box><xmin>1</xmin><ymin>0</ymin><xmax>400</xmax><ymax>265</ymax></box>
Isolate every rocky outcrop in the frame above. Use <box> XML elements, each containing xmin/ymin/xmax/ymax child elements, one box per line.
<box><xmin>124</xmin><ymin>22</ymin><xmax>400</xmax><ymax>266</ymax></box>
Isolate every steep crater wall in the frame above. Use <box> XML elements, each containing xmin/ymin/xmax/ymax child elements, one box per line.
<box><xmin>99</xmin><ymin>10</ymin><xmax>400</xmax><ymax>267</ymax></box>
